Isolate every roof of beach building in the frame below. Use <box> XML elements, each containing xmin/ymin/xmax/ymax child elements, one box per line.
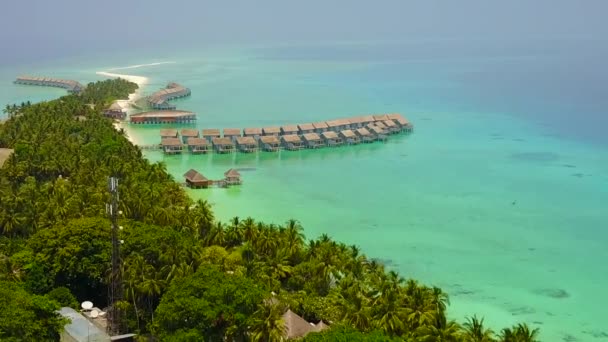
<box><xmin>263</xmin><ymin>126</ymin><xmax>281</xmax><ymax>134</ymax></box>
<box><xmin>161</xmin><ymin>138</ymin><xmax>182</xmax><ymax>146</ymax></box>
<box><xmin>282</xmin><ymin>309</ymin><xmax>315</xmax><ymax>339</ymax></box>
<box><xmin>314</xmin><ymin>321</ymin><xmax>330</xmax><ymax>332</ymax></box>
<box><xmin>160</xmin><ymin>129</ymin><xmax>178</xmax><ymax>137</ymax></box>
<box><xmin>107</xmin><ymin>102</ymin><xmax>123</xmax><ymax>111</ymax></box>
<box><xmin>183</xmin><ymin>169</ymin><xmax>208</xmax><ymax>182</ymax></box>
<box><xmin>181</xmin><ymin>128</ymin><xmax>199</xmax><ymax>137</ymax></box>
<box><xmin>340</xmin><ymin>129</ymin><xmax>356</xmax><ymax>138</ymax></box>
<box><xmin>236</xmin><ymin>136</ymin><xmax>257</xmax><ymax>145</ymax></box>
<box><xmin>224</xmin><ymin>168</ymin><xmax>241</xmax><ymax>178</ymax></box>
<box><xmin>187</xmin><ymin>137</ymin><xmax>208</xmax><ymax>146</ymax></box>
<box><xmin>356</xmin><ymin>128</ymin><xmax>371</xmax><ymax>136</ymax></box>
<box><xmin>58</xmin><ymin>307</ymin><xmax>110</xmax><ymax>342</ymax></box>
<box><xmin>373</xmin><ymin>114</ymin><xmax>390</xmax><ymax>121</ymax></box>
<box><xmin>244</xmin><ymin>127</ymin><xmax>262</xmax><ymax>135</ymax></box>
<box><xmin>282</xmin><ymin>134</ymin><xmax>302</xmax><ymax>143</ymax></box>
<box><xmin>212</xmin><ymin>137</ymin><xmax>234</xmax><ymax>146</ymax></box>
<box><xmin>312</xmin><ymin>122</ymin><xmax>329</xmax><ymax>129</ymax></box>
<box><xmin>302</xmin><ymin>133</ymin><xmax>322</xmax><ymax>141</ymax></box>
<box><xmin>260</xmin><ymin>136</ymin><xmax>280</xmax><ymax>144</ymax></box>
<box><xmin>321</xmin><ymin>131</ymin><xmax>339</xmax><ymax>139</ymax></box>
<box><xmin>202</xmin><ymin>129</ymin><xmax>221</xmax><ymax>136</ymax></box>
<box><xmin>298</xmin><ymin>123</ymin><xmax>315</xmax><ymax>131</ymax></box>
<box><xmin>223</xmin><ymin>128</ymin><xmax>241</xmax><ymax>136</ymax></box>
<box><xmin>281</xmin><ymin>125</ymin><xmax>299</xmax><ymax>133</ymax></box>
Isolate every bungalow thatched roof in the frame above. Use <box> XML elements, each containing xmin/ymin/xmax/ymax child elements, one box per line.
<box><xmin>224</xmin><ymin>168</ymin><xmax>241</xmax><ymax>178</ymax></box>
<box><xmin>312</xmin><ymin>122</ymin><xmax>328</xmax><ymax>129</ymax></box>
<box><xmin>373</xmin><ymin>121</ymin><xmax>387</xmax><ymax>128</ymax></box>
<box><xmin>223</xmin><ymin>128</ymin><xmax>241</xmax><ymax>137</ymax></box>
<box><xmin>282</xmin><ymin>134</ymin><xmax>302</xmax><ymax>143</ymax></box>
<box><xmin>282</xmin><ymin>309</ymin><xmax>314</xmax><ymax>339</ymax></box>
<box><xmin>302</xmin><ymin>133</ymin><xmax>321</xmax><ymax>142</ymax></box>
<box><xmin>314</xmin><ymin>321</ymin><xmax>330</xmax><ymax>332</ymax></box>
<box><xmin>236</xmin><ymin>136</ymin><xmax>257</xmax><ymax>145</ymax></box>
<box><xmin>202</xmin><ymin>128</ymin><xmax>221</xmax><ymax>137</ymax></box>
<box><xmin>262</xmin><ymin>126</ymin><xmax>281</xmax><ymax>134</ymax></box>
<box><xmin>183</xmin><ymin>169</ymin><xmax>208</xmax><ymax>182</ymax></box>
<box><xmin>107</xmin><ymin>102</ymin><xmax>123</xmax><ymax>112</ymax></box>
<box><xmin>244</xmin><ymin>127</ymin><xmax>262</xmax><ymax>135</ymax></box>
<box><xmin>281</xmin><ymin>125</ymin><xmax>299</xmax><ymax>133</ymax></box>
<box><xmin>368</xmin><ymin>126</ymin><xmax>385</xmax><ymax>135</ymax></box>
<box><xmin>160</xmin><ymin>129</ymin><xmax>178</xmax><ymax>137</ymax></box>
<box><xmin>187</xmin><ymin>137</ymin><xmax>208</xmax><ymax>146</ymax></box>
<box><xmin>356</xmin><ymin>128</ymin><xmax>371</xmax><ymax>136</ymax></box>
<box><xmin>161</xmin><ymin>138</ymin><xmax>182</xmax><ymax>146</ymax></box>
<box><xmin>212</xmin><ymin>137</ymin><xmax>234</xmax><ymax>146</ymax></box>
<box><xmin>387</xmin><ymin>113</ymin><xmax>404</xmax><ymax>120</ymax></box>
<box><xmin>181</xmin><ymin>128</ymin><xmax>199</xmax><ymax>137</ymax></box>
<box><xmin>373</xmin><ymin>114</ymin><xmax>390</xmax><ymax>121</ymax></box>
<box><xmin>340</xmin><ymin>129</ymin><xmax>356</xmax><ymax>138</ymax></box>
<box><xmin>383</xmin><ymin>120</ymin><xmax>397</xmax><ymax>127</ymax></box>
<box><xmin>298</xmin><ymin>123</ymin><xmax>314</xmax><ymax>131</ymax></box>
<box><xmin>348</xmin><ymin>116</ymin><xmax>365</xmax><ymax>124</ymax></box>
<box><xmin>0</xmin><ymin>148</ymin><xmax>15</xmax><ymax>168</ymax></box>
<box><xmin>321</xmin><ymin>131</ymin><xmax>339</xmax><ymax>140</ymax></box>
<box><xmin>326</xmin><ymin>119</ymin><xmax>350</xmax><ymax>127</ymax></box>
<box><xmin>260</xmin><ymin>136</ymin><xmax>280</xmax><ymax>144</ymax></box>
<box><xmin>359</xmin><ymin>115</ymin><xmax>375</xmax><ymax>123</ymax></box>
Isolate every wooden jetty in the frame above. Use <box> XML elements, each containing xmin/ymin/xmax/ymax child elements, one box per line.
<box><xmin>14</xmin><ymin>76</ymin><xmax>84</xmax><ymax>94</ymax></box>
<box><xmin>139</xmin><ymin>113</ymin><xmax>414</xmax><ymax>154</ymax></box>
<box><xmin>147</xmin><ymin>83</ymin><xmax>191</xmax><ymax>110</ymax></box>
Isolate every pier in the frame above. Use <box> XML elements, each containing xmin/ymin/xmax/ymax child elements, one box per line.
<box><xmin>147</xmin><ymin>83</ymin><xmax>191</xmax><ymax>110</ymax></box>
<box><xmin>140</xmin><ymin>113</ymin><xmax>413</xmax><ymax>154</ymax></box>
<box><xmin>14</xmin><ymin>76</ymin><xmax>84</xmax><ymax>94</ymax></box>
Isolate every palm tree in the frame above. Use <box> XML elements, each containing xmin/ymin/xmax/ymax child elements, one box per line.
<box><xmin>462</xmin><ymin>315</ymin><xmax>495</xmax><ymax>342</ymax></box>
<box><xmin>499</xmin><ymin>324</ymin><xmax>539</xmax><ymax>342</ymax></box>
<box><xmin>249</xmin><ymin>302</ymin><xmax>286</xmax><ymax>342</ymax></box>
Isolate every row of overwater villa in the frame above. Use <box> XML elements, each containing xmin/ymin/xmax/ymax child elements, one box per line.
<box><xmin>152</xmin><ymin>113</ymin><xmax>413</xmax><ymax>154</ymax></box>
<box><xmin>14</xmin><ymin>76</ymin><xmax>85</xmax><ymax>94</ymax></box>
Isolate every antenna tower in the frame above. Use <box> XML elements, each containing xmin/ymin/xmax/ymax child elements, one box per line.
<box><xmin>106</xmin><ymin>177</ymin><xmax>122</xmax><ymax>335</ymax></box>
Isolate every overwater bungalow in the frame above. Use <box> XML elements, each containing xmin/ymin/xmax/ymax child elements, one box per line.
<box><xmin>348</xmin><ymin>116</ymin><xmax>366</xmax><ymax>129</ymax></box>
<box><xmin>262</xmin><ymin>126</ymin><xmax>281</xmax><ymax>136</ymax></box>
<box><xmin>183</xmin><ymin>169</ymin><xmax>210</xmax><ymax>189</ymax></box>
<box><xmin>147</xmin><ymin>82</ymin><xmax>191</xmax><ymax>110</ymax></box>
<box><xmin>104</xmin><ymin>102</ymin><xmax>126</xmax><ymax>120</ymax></box>
<box><xmin>321</xmin><ymin>131</ymin><xmax>343</xmax><ymax>146</ymax></box>
<box><xmin>130</xmin><ymin>110</ymin><xmax>196</xmax><ymax>124</ymax></box>
<box><xmin>212</xmin><ymin>137</ymin><xmax>235</xmax><ymax>153</ymax></box>
<box><xmin>368</xmin><ymin>126</ymin><xmax>388</xmax><ymax>141</ymax></box>
<box><xmin>281</xmin><ymin>125</ymin><xmax>299</xmax><ymax>136</ymax></box>
<box><xmin>358</xmin><ymin>115</ymin><xmax>376</xmax><ymax>126</ymax></box>
<box><xmin>282</xmin><ymin>134</ymin><xmax>303</xmax><ymax>150</ymax></box>
<box><xmin>387</xmin><ymin>113</ymin><xmax>413</xmax><ymax>132</ymax></box>
<box><xmin>302</xmin><ymin>133</ymin><xmax>323</xmax><ymax>148</ymax></box>
<box><xmin>15</xmin><ymin>76</ymin><xmax>84</xmax><ymax>94</ymax></box>
<box><xmin>160</xmin><ymin>129</ymin><xmax>179</xmax><ymax>139</ymax></box>
<box><xmin>325</xmin><ymin>119</ymin><xmax>350</xmax><ymax>132</ymax></box>
<box><xmin>161</xmin><ymin>138</ymin><xmax>183</xmax><ymax>154</ymax></box>
<box><xmin>259</xmin><ymin>136</ymin><xmax>280</xmax><ymax>152</ymax></box>
<box><xmin>202</xmin><ymin>129</ymin><xmax>221</xmax><ymax>142</ymax></box>
<box><xmin>372</xmin><ymin>121</ymin><xmax>387</xmax><ymax>129</ymax></box>
<box><xmin>373</xmin><ymin>114</ymin><xmax>390</xmax><ymax>122</ymax></box>
<box><xmin>223</xmin><ymin>128</ymin><xmax>241</xmax><ymax>141</ymax></box>
<box><xmin>355</xmin><ymin>127</ymin><xmax>374</xmax><ymax>143</ymax></box>
<box><xmin>312</xmin><ymin>122</ymin><xmax>329</xmax><ymax>134</ymax></box>
<box><xmin>236</xmin><ymin>136</ymin><xmax>258</xmax><ymax>153</ymax></box>
<box><xmin>224</xmin><ymin>168</ymin><xmax>242</xmax><ymax>185</ymax></box>
<box><xmin>382</xmin><ymin>120</ymin><xmax>399</xmax><ymax>134</ymax></box>
<box><xmin>243</xmin><ymin>127</ymin><xmax>262</xmax><ymax>139</ymax></box>
<box><xmin>340</xmin><ymin>129</ymin><xmax>359</xmax><ymax>145</ymax></box>
<box><xmin>187</xmin><ymin>137</ymin><xmax>209</xmax><ymax>153</ymax></box>
<box><xmin>297</xmin><ymin>123</ymin><xmax>315</xmax><ymax>135</ymax></box>
<box><xmin>180</xmin><ymin>128</ymin><xmax>199</xmax><ymax>143</ymax></box>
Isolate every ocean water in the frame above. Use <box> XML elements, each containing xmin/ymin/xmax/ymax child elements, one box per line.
<box><xmin>2</xmin><ymin>39</ymin><xmax>607</xmax><ymax>341</ymax></box>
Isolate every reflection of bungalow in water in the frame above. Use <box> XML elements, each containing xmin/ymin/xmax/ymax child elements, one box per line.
<box><xmin>202</xmin><ymin>129</ymin><xmax>221</xmax><ymax>142</ymax></box>
<box><xmin>161</xmin><ymin>138</ymin><xmax>183</xmax><ymax>154</ymax></box>
<box><xmin>282</xmin><ymin>134</ymin><xmax>303</xmax><ymax>150</ymax></box>
<box><xmin>302</xmin><ymin>133</ymin><xmax>324</xmax><ymax>148</ymax></box>
<box><xmin>160</xmin><ymin>128</ymin><xmax>179</xmax><ymax>139</ymax></box>
<box><xmin>387</xmin><ymin>113</ymin><xmax>413</xmax><ymax>132</ymax></box>
<box><xmin>281</xmin><ymin>125</ymin><xmax>299</xmax><ymax>136</ymax></box>
<box><xmin>297</xmin><ymin>123</ymin><xmax>315</xmax><ymax>135</ymax></box>
<box><xmin>321</xmin><ymin>131</ymin><xmax>343</xmax><ymax>146</ymax></box>
<box><xmin>212</xmin><ymin>137</ymin><xmax>235</xmax><ymax>153</ymax></box>
<box><xmin>368</xmin><ymin>125</ymin><xmax>388</xmax><ymax>141</ymax></box>
<box><xmin>223</xmin><ymin>128</ymin><xmax>241</xmax><ymax>141</ymax></box>
<box><xmin>262</xmin><ymin>126</ymin><xmax>281</xmax><ymax>136</ymax></box>
<box><xmin>224</xmin><ymin>168</ymin><xmax>242</xmax><ymax>185</ymax></box>
<box><xmin>259</xmin><ymin>136</ymin><xmax>280</xmax><ymax>151</ymax></box>
<box><xmin>187</xmin><ymin>137</ymin><xmax>209</xmax><ymax>153</ymax></box>
<box><xmin>243</xmin><ymin>128</ymin><xmax>262</xmax><ymax>139</ymax></box>
<box><xmin>355</xmin><ymin>127</ymin><xmax>374</xmax><ymax>143</ymax></box>
<box><xmin>184</xmin><ymin>169</ymin><xmax>210</xmax><ymax>189</ymax></box>
<box><xmin>340</xmin><ymin>129</ymin><xmax>359</xmax><ymax>144</ymax></box>
<box><xmin>236</xmin><ymin>136</ymin><xmax>257</xmax><ymax>153</ymax></box>
<box><xmin>325</xmin><ymin>119</ymin><xmax>351</xmax><ymax>132</ymax></box>
<box><xmin>312</xmin><ymin>122</ymin><xmax>329</xmax><ymax>134</ymax></box>
<box><xmin>104</xmin><ymin>102</ymin><xmax>126</xmax><ymax>120</ymax></box>
<box><xmin>130</xmin><ymin>110</ymin><xmax>196</xmax><ymax>124</ymax></box>
<box><xmin>181</xmin><ymin>128</ymin><xmax>199</xmax><ymax>143</ymax></box>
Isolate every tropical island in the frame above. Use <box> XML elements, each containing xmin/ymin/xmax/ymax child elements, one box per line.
<box><xmin>0</xmin><ymin>78</ymin><xmax>541</xmax><ymax>341</ymax></box>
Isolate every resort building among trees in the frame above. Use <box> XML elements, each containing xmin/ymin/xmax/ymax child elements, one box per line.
<box><xmin>103</xmin><ymin>102</ymin><xmax>126</xmax><ymax>120</ymax></box>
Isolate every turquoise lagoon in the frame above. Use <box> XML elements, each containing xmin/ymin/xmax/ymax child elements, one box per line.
<box><xmin>1</xmin><ymin>40</ymin><xmax>607</xmax><ymax>341</ymax></box>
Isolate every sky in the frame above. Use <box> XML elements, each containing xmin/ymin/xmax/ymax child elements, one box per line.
<box><xmin>0</xmin><ymin>0</ymin><xmax>606</xmax><ymax>53</ymax></box>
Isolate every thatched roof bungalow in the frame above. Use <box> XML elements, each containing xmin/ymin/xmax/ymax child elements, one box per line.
<box><xmin>223</xmin><ymin>128</ymin><xmax>241</xmax><ymax>140</ymax></box>
<box><xmin>281</xmin><ymin>125</ymin><xmax>299</xmax><ymax>136</ymax></box>
<box><xmin>259</xmin><ymin>136</ymin><xmax>280</xmax><ymax>152</ymax></box>
<box><xmin>282</xmin><ymin>309</ymin><xmax>315</xmax><ymax>339</ymax></box>
<box><xmin>297</xmin><ymin>123</ymin><xmax>315</xmax><ymax>135</ymax></box>
<box><xmin>104</xmin><ymin>102</ymin><xmax>126</xmax><ymax>119</ymax></box>
<box><xmin>373</xmin><ymin>114</ymin><xmax>390</xmax><ymax>122</ymax></box>
<box><xmin>312</xmin><ymin>122</ymin><xmax>329</xmax><ymax>134</ymax></box>
<box><xmin>339</xmin><ymin>129</ymin><xmax>359</xmax><ymax>144</ymax></box>
<box><xmin>161</xmin><ymin>137</ymin><xmax>182</xmax><ymax>154</ymax></box>
<box><xmin>243</xmin><ymin>127</ymin><xmax>262</xmax><ymax>138</ymax></box>
<box><xmin>325</xmin><ymin>119</ymin><xmax>350</xmax><ymax>132</ymax></box>
<box><xmin>224</xmin><ymin>168</ymin><xmax>242</xmax><ymax>185</ymax></box>
<box><xmin>302</xmin><ymin>133</ymin><xmax>324</xmax><ymax>148</ymax></box>
<box><xmin>202</xmin><ymin>129</ymin><xmax>221</xmax><ymax>142</ymax></box>
<box><xmin>368</xmin><ymin>125</ymin><xmax>388</xmax><ymax>141</ymax></box>
<box><xmin>387</xmin><ymin>113</ymin><xmax>413</xmax><ymax>131</ymax></box>
<box><xmin>281</xmin><ymin>134</ymin><xmax>303</xmax><ymax>150</ymax></box>
<box><xmin>187</xmin><ymin>137</ymin><xmax>209</xmax><ymax>153</ymax></box>
<box><xmin>181</xmin><ymin>128</ymin><xmax>199</xmax><ymax>143</ymax></box>
<box><xmin>183</xmin><ymin>169</ymin><xmax>210</xmax><ymax>189</ymax></box>
<box><xmin>382</xmin><ymin>119</ymin><xmax>399</xmax><ymax>133</ymax></box>
<box><xmin>236</xmin><ymin>136</ymin><xmax>257</xmax><ymax>153</ymax></box>
<box><xmin>355</xmin><ymin>127</ymin><xmax>374</xmax><ymax>143</ymax></box>
<box><xmin>212</xmin><ymin>137</ymin><xmax>235</xmax><ymax>154</ymax></box>
<box><xmin>321</xmin><ymin>131</ymin><xmax>343</xmax><ymax>146</ymax></box>
<box><xmin>262</xmin><ymin>126</ymin><xmax>281</xmax><ymax>136</ymax></box>
<box><xmin>160</xmin><ymin>128</ymin><xmax>178</xmax><ymax>139</ymax></box>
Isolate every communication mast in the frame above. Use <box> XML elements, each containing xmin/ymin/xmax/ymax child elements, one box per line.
<box><xmin>106</xmin><ymin>177</ymin><xmax>122</xmax><ymax>335</ymax></box>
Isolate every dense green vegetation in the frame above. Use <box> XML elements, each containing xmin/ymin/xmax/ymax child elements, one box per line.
<box><xmin>0</xmin><ymin>79</ymin><xmax>541</xmax><ymax>341</ymax></box>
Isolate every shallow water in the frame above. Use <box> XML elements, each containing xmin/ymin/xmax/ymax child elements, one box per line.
<box><xmin>2</xmin><ymin>40</ymin><xmax>607</xmax><ymax>341</ymax></box>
